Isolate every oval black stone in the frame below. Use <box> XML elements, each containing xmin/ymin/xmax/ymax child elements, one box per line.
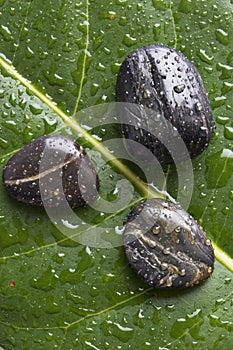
<box><xmin>3</xmin><ymin>135</ymin><xmax>99</xmax><ymax>208</ymax></box>
<box><xmin>123</xmin><ymin>198</ymin><xmax>214</xmax><ymax>288</ymax></box>
<box><xmin>116</xmin><ymin>44</ymin><xmax>215</xmax><ymax>163</ymax></box>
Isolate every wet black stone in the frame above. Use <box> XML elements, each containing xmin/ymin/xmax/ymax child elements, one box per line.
<box><xmin>116</xmin><ymin>44</ymin><xmax>215</xmax><ymax>163</ymax></box>
<box><xmin>3</xmin><ymin>135</ymin><xmax>99</xmax><ymax>208</ymax></box>
<box><xmin>123</xmin><ymin>198</ymin><xmax>214</xmax><ymax>288</ymax></box>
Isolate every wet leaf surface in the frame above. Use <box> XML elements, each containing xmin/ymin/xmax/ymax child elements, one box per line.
<box><xmin>0</xmin><ymin>0</ymin><xmax>233</xmax><ymax>349</ymax></box>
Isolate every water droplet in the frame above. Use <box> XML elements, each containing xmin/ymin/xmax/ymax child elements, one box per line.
<box><xmin>216</xmin><ymin>116</ymin><xmax>229</xmax><ymax>125</ymax></box>
<box><xmin>153</xmin><ymin>23</ymin><xmax>161</xmax><ymax>41</ymax></box>
<box><xmin>195</xmin><ymin>102</ymin><xmax>203</xmax><ymax>111</ymax></box>
<box><xmin>26</xmin><ymin>46</ymin><xmax>35</xmax><ymax>58</ymax></box>
<box><xmin>100</xmin><ymin>320</ymin><xmax>134</xmax><ymax>342</ymax></box>
<box><xmin>200</xmin><ymin>192</ymin><xmax>207</xmax><ymax>198</ymax></box>
<box><xmin>0</xmin><ymin>88</ymin><xmax>4</xmax><ymax>98</ymax></box>
<box><xmin>152</xmin><ymin>225</ymin><xmax>160</xmax><ymax>234</ymax></box>
<box><xmin>173</xmin><ymin>84</ymin><xmax>185</xmax><ymax>93</ymax></box>
<box><xmin>0</xmin><ymin>24</ymin><xmax>12</xmax><ymax>40</ymax></box>
<box><xmin>222</xmin><ymin>81</ymin><xmax>233</xmax><ymax>94</ymax></box>
<box><xmin>205</xmin><ymin>239</ymin><xmax>211</xmax><ymax>246</ymax></box>
<box><xmin>89</xmin><ymin>285</ymin><xmax>99</xmax><ymax>297</ymax></box>
<box><xmin>161</xmin><ymin>262</ymin><xmax>168</xmax><ymax>270</ymax></box>
<box><xmin>123</xmin><ymin>33</ymin><xmax>137</xmax><ymax>47</ymax></box>
<box><xmin>90</xmin><ymin>83</ymin><xmax>99</xmax><ymax>96</ymax></box>
<box><xmin>224</xmin><ymin>126</ymin><xmax>233</xmax><ymax>140</ymax></box>
<box><xmin>0</xmin><ymin>137</ymin><xmax>9</xmax><ymax>149</ymax></box>
<box><xmin>103</xmin><ymin>46</ymin><xmax>111</xmax><ymax>55</ymax></box>
<box><xmin>30</xmin><ymin>268</ymin><xmax>57</xmax><ymax>291</ymax></box>
<box><xmin>229</xmin><ymin>190</ymin><xmax>233</xmax><ymax>200</ymax></box>
<box><xmin>117</xmin><ymin>16</ymin><xmax>126</xmax><ymax>26</ymax></box>
<box><xmin>43</xmin><ymin>68</ymin><xmax>65</xmax><ymax>87</ymax></box>
<box><xmin>166</xmin><ymin>276</ymin><xmax>173</xmax><ymax>287</ymax></box>
<box><xmin>198</xmin><ymin>49</ymin><xmax>214</xmax><ymax>65</ymax></box>
<box><xmin>45</xmin><ymin>295</ymin><xmax>62</xmax><ymax>314</ymax></box>
<box><xmin>9</xmin><ymin>93</ymin><xmax>17</xmax><ymax>107</ymax></box>
<box><xmin>212</xmin><ymin>95</ymin><xmax>227</xmax><ymax>108</ymax></box>
<box><xmin>62</xmin><ymin>42</ymin><xmax>71</xmax><ymax>52</ymax></box>
<box><xmin>217</xmin><ymin>62</ymin><xmax>233</xmax><ymax>79</ymax></box>
<box><xmin>179</xmin><ymin>268</ymin><xmax>186</xmax><ymax>276</ymax></box>
<box><xmin>29</xmin><ymin>103</ymin><xmax>43</xmax><ymax>115</ymax></box>
<box><xmin>205</xmin><ymin>148</ymin><xmax>233</xmax><ymax>189</ymax></box>
<box><xmin>3</xmin><ymin>120</ymin><xmax>18</xmax><ymax>133</ymax></box>
<box><xmin>43</xmin><ymin>116</ymin><xmax>58</xmax><ymax>134</ymax></box>
<box><xmin>199</xmin><ymin>21</ymin><xmax>207</xmax><ymax>30</ymax></box>
<box><xmin>224</xmin><ymin>277</ymin><xmax>231</xmax><ymax>284</ymax></box>
<box><xmin>222</xmin><ymin>206</ymin><xmax>229</xmax><ymax>215</ymax></box>
<box><xmin>96</xmin><ymin>62</ymin><xmax>106</xmax><ymax>71</ymax></box>
<box><xmin>215</xmin><ymin>28</ymin><xmax>229</xmax><ymax>45</ymax></box>
<box><xmin>52</xmin><ymin>252</ymin><xmax>65</xmax><ymax>263</ymax></box>
<box><xmin>116</xmin><ymin>0</ymin><xmax>128</xmax><ymax>5</ymax></box>
<box><xmin>163</xmin><ymin>247</ymin><xmax>171</xmax><ymax>255</ymax></box>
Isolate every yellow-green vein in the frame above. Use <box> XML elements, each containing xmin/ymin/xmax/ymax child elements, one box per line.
<box><xmin>169</xmin><ymin>0</ymin><xmax>178</xmax><ymax>49</ymax></box>
<box><xmin>11</xmin><ymin>0</ymin><xmax>32</xmax><ymax>66</ymax></box>
<box><xmin>213</xmin><ymin>243</ymin><xmax>233</xmax><ymax>273</ymax></box>
<box><xmin>72</xmin><ymin>0</ymin><xmax>90</xmax><ymax>117</ymax></box>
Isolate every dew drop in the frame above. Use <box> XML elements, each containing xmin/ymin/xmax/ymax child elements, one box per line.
<box><xmin>90</xmin><ymin>83</ymin><xmax>99</xmax><ymax>96</ymax></box>
<box><xmin>161</xmin><ymin>262</ymin><xmax>168</xmax><ymax>270</ymax></box>
<box><xmin>205</xmin><ymin>239</ymin><xmax>211</xmax><ymax>246</ymax></box>
<box><xmin>0</xmin><ymin>137</ymin><xmax>9</xmax><ymax>149</ymax></box>
<box><xmin>179</xmin><ymin>268</ymin><xmax>186</xmax><ymax>276</ymax></box>
<box><xmin>96</xmin><ymin>62</ymin><xmax>106</xmax><ymax>71</ymax></box>
<box><xmin>166</xmin><ymin>277</ymin><xmax>173</xmax><ymax>287</ymax></box>
<box><xmin>152</xmin><ymin>225</ymin><xmax>160</xmax><ymax>234</ymax></box>
<box><xmin>216</xmin><ymin>116</ymin><xmax>229</xmax><ymax>125</ymax></box>
<box><xmin>195</xmin><ymin>102</ymin><xmax>203</xmax><ymax>111</ymax></box>
<box><xmin>163</xmin><ymin>247</ymin><xmax>171</xmax><ymax>255</ymax></box>
<box><xmin>198</xmin><ymin>49</ymin><xmax>214</xmax><ymax>65</ymax></box>
<box><xmin>229</xmin><ymin>190</ymin><xmax>233</xmax><ymax>200</ymax></box>
<box><xmin>217</xmin><ymin>62</ymin><xmax>233</xmax><ymax>79</ymax></box>
<box><xmin>123</xmin><ymin>33</ymin><xmax>137</xmax><ymax>47</ymax></box>
<box><xmin>215</xmin><ymin>28</ymin><xmax>229</xmax><ymax>45</ymax></box>
<box><xmin>153</xmin><ymin>23</ymin><xmax>161</xmax><ymax>41</ymax></box>
<box><xmin>173</xmin><ymin>84</ymin><xmax>185</xmax><ymax>93</ymax></box>
<box><xmin>222</xmin><ymin>206</ymin><xmax>229</xmax><ymax>215</ymax></box>
<box><xmin>222</xmin><ymin>81</ymin><xmax>233</xmax><ymax>94</ymax></box>
<box><xmin>224</xmin><ymin>126</ymin><xmax>233</xmax><ymax>140</ymax></box>
<box><xmin>29</xmin><ymin>103</ymin><xmax>43</xmax><ymax>115</ymax></box>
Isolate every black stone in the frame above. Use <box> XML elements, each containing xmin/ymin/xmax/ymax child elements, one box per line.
<box><xmin>123</xmin><ymin>198</ymin><xmax>214</xmax><ymax>288</ymax></box>
<box><xmin>116</xmin><ymin>44</ymin><xmax>215</xmax><ymax>163</ymax></box>
<box><xmin>3</xmin><ymin>135</ymin><xmax>99</xmax><ymax>208</ymax></box>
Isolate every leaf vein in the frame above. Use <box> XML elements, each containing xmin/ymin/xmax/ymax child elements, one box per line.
<box><xmin>72</xmin><ymin>0</ymin><xmax>90</xmax><ymax>117</ymax></box>
<box><xmin>169</xmin><ymin>0</ymin><xmax>178</xmax><ymax>49</ymax></box>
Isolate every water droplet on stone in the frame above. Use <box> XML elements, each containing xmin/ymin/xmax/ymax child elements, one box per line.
<box><xmin>163</xmin><ymin>247</ymin><xmax>171</xmax><ymax>255</ymax></box>
<box><xmin>152</xmin><ymin>225</ymin><xmax>160</xmax><ymax>234</ymax></box>
<box><xmin>173</xmin><ymin>84</ymin><xmax>185</xmax><ymax>93</ymax></box>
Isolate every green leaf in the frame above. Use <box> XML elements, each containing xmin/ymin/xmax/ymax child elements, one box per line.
<box><xmin>0</xmin><ymin>0</ymin><xmax>233</xmax><ymax>349</ymax></box>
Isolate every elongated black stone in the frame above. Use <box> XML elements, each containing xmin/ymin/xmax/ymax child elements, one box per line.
<box><xmin>3</xmin><ymin>135</ymin><xmax>99</xmax><ymax>208</ymax></box>
<box><xmin>116</xmin><ymin>44</ymin><xmax>215</xmax><ymax>163</ymax></box>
